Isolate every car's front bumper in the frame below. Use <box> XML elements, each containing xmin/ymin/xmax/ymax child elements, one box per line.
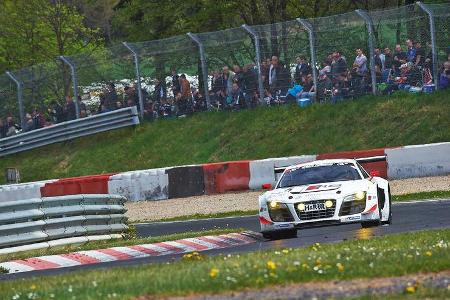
<box><xmin>259</xmin><ymin>201</ymin><xmax>380</xmax><ymax>232</ymax></box>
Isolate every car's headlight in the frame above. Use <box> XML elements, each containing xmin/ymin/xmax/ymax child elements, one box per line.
<box><xmin>266</xmin><ymin>200</ymin><xmax>294</xmax><ymax>222</ymax></box>
<box><xmin>268</xmin><ymin>200</ymin><xmax>281</xmax><ymax>209</ymax></box>
<box><xmin>343</xmin><ymin>191</ymin><xmax>366</xmax><ymax>202</ymax></box>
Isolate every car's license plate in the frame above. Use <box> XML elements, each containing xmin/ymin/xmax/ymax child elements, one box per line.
<box><xmin>304</xmin><ymin>203</ymin><xmax>326</xmax><ymax>212</ymax></box>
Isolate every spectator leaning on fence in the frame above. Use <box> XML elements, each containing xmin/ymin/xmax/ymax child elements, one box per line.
<box><xmin>384</xmin><ymin>47</ymin><xmax>393</xmax><ymax>70</ymax></box>
<box><xmin>294</xmin><ymin>55</ymin><xmax>312</xmax><ymax>84</ymax></box>
<box><xmin>153</xmin><ymin>78</ymin><xmax>167</xmax><ymax>103</ymax></box>
<box><xmin>354</xmin><ymin>48</ymin><xmax>368</xmax><ymax>76</ymax></box>
<box><xmin>64</xmin><ymin>96</ymin><xmax>76</xmax><ymax>121</ymax></box>
<box><xmin>171</xmin><ymin>69</ymin><xmax>180</xmax><ymax>96</ymax></box>
<box><xmin>393</xmin><ymin>44</ymin><xmax>407</xmax><ymax>76</ymax></box>
<box><xmin>440</xmin><ymin>61</ymin><xmax>450</xmax><ymax>89</ymax></box>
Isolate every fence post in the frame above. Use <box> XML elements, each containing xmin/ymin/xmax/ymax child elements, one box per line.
<box><xmin>296</xmin><ymin>19</ymin><xmax>318</xmax><ymax>100</ymax></box>
<box><xmin>5</xmin><ymin>71</ymin><xmax>26</xmax><ymax>129</ymax></box>
<box><xmin>123</xmin><ymin>42</ymin><xmax>144</xmax><ymax>119</ymax></box>
<box><xmin>186</xmin><ymin>33</ymin><xmax>211</xmax><ymax>108</ymax></box>
<box><xmin>59</xmin><ymin>56</ymin><xmax>80</xmax><ymax>119</ymax></box>
<box><xmin>416</xmin><ymin>2</ymin><xmax>439</xmax><ymax>90</ymax></box>
<box><xmin>242</xmin><ymin>24</ymin><xmax>265</xmax><ymax>104</ymax></box>
<box><xmin>355</xmin><ymin>9</ymin><xmax>377</xmax><ymax>95</ymax></box>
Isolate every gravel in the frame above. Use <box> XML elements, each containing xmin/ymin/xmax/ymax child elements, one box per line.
<box><xmin>125</xmin><ymin>175</ymin><xmax>450</xmax><ymax>223</ymax></box>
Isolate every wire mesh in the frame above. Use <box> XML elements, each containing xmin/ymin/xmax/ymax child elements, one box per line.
<box><xmin>369</xmin><ymin>5</ymin><xmax>432</xmax><ymax>87</ymax></box>
<box><xmin>196</xmin><ymin>27</ymin><xmax>258</xmax><ymax>109</ymax></box>
<box><xmin>0</xmin><ymin>74</ymin><xmax>19</xmax><ymax>131</ymax></box>
<box><xmin>250</xmin><ymin>20</ymin><xmax>311</xmax><ymax>104</ymax></box>
<box><xmin>0</xmin><ymin>3</ymin><xmax>448</xmax><ymax>137</ymax></box>
<box><xmin>308</xmin><ymin>11</ymin><xmax>372</xmax><ymax>101</ymax></box>
<box><xmin>65</xmin><ymin>44</ymin><xmax>135</xmax><ymax>115</ymax></box>
<box><xmin>428</xmin><ymin>3</ymin><xmax>450</xmax><ymax>82</ymax></box>
<box><xmin>12</xmin><ymin>60</ymin><xmax>72</xmax><ymax>127</ymax></box>
<box><xmin>129</xmin><ymin>35</ymin><xmax>204</xmax><ymax>116</ymax></box>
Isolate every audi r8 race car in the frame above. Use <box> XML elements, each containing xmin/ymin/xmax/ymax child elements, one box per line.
<box><xmin>258</xmin><ymin>159</ymin><xmax>392</xmax><ymax>239</ymax></box>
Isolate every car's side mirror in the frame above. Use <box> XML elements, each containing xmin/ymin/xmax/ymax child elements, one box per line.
<box><xmin>261</xmin><ymin>183</ymin><xmax>272</xmax><ymax>190</ymax></box>
<box><xmin>369</xmin><ymin>170</ymin><xmax>381</xmax><ymax>177</ymax></box>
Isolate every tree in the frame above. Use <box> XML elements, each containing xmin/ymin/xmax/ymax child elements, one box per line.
<box><xmin>0</xmin><ymin>0</ymin><xmax>103</xmax><ymax>73</ymax></box>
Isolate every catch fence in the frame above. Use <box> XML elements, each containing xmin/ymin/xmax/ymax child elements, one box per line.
<box><xmin>0</xmin><ymin>2</ymin><xmax>448</xmax><ymax>135</ymax></box>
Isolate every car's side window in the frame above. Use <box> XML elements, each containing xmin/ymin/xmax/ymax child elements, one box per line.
<box><xmin>356</xmin><ymin>162</ymin><xmax>370</xmax><ymax>178</ymax></box>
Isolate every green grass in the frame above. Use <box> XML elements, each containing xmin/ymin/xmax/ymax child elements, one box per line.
<box><xmin>146</xmin><ymin>190</ymin><xmax>450</xmax><ymax>223</ymax></box>
<box><xmin>0</xmin><ymin>229</ymin><xmax>449</xmax><ymax>300</ymax></box>
<box><xmin>0</xmin><ymin>91</ymin><xmax>449</xmax><ymax>184</ymax></box>
<box><xmin>0</xmin><ymin>228</ymin><xmax>241</xmax><ymax>263</ymax></box>
<box><xmin>393</xmin><ymin>191</ymin><xmax>450</xmax><ymax>202</ymax></box>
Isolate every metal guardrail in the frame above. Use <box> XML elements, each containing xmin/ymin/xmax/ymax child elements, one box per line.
<box><xmin>0</xmin><ymin>106</ymin><xmax>140</xmax><ymax>157</ymax></box>
<box><xmin>0</xmin><ymin>194</ymin><xmax>128</xmax><ymax>249</ymax></box>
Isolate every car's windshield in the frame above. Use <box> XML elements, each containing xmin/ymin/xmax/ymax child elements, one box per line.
<box><xmin>277</xmin><ymin>163</ymin><xmax>362</xmax><ymax>188</ymax></box>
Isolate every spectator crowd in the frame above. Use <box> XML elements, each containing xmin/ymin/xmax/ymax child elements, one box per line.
<box><xmin>1</xmin><ymin>38</ymin><xmax>449</xmax><ymax>139</ymax></box>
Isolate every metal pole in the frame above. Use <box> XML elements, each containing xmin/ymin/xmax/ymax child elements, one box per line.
<box><xmin>242</xmin><ymin>24</ymin><xmax>265</xmax><ymax>104</ymax></box>
<box><xmin>186</xmin><ymin>33</ymin><xmax>211</xmax><ymax>108</ymax></box>
<box><xmin>5</xmin><ymin>71</ymin><xmax>26</xmax><ymax>129</ymax></box>
<box><xmin>416</xmin><ymin>2</ymin><xmax>439</xmax><ymax>90</ymax></box>
<box><xmin>355</xmin><ymin>9</ymin><xmax>377</xmax><ymax>95</ymax></box>
<box><xmin>59</xmin><ymin>56</ymin><xmax>80</xmax><ymax>118</ymax></box>
<box><xmin>297</xmin><ymin>18</ymin><xmax>318</xmax><ymax>100</ymax></box>
<box><xmin>123</xmin><ymin>42</ymin><xmax>144</xmax><ymax>119</ymax></box>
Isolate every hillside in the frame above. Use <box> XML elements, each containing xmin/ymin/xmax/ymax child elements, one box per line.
<box><xmin>1</xmin><ymin>91</ymin><xmax>449</xmax><ymax>184</ymax></box>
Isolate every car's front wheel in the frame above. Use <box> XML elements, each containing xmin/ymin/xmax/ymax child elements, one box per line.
<box><xmin>381</xmin><ymin>186</ymin><xmax>392</xmax><ymax>225</ymax></box>
<box><xmin>262</xmin><ymin>229</ymin><xmax>297</xmax><ymax>240</ymax></box>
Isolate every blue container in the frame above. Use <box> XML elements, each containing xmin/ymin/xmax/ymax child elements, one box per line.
<box><xmin>297</xmin><ymin>98</ymin><xmax>311</xmax><ymax>108</ymax></box>
<box><xmin>422</xmin><ymin>84</ymin><xmax>435</xmax><ymax>93</ymax></box>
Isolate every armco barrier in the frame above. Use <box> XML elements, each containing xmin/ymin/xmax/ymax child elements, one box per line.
<box><xmin>203</xmin><ymin>161</ymin><xmax>250</xmax><ymax>194</ymax></box>
<box><xmin>41</xmin><ymin>174</ymin><xmax>115</xmax><ymax>197</ymax></box>
<box><xmin>317</xmin><ymin>148</ymin><xmax>388</xmax><ymax>179</ymax></box>
<box><xmin>386</xmin><ymin>142</ymin><xmax>450</xmax><ymax>179</ymax></box>
<box><xmin>249</xmin><ymin>155</ymin><xmax>317</xmax><ymax>189</ymax></box>
<box><xmin>0</xmin><ymin>106</ymin><xmax>140</xmax><ymax>157</ymax></box>
<box><xmin>0</xmin><ymin>194</ymin><xmax>127</xmax><ymax>250</ymax></box>
<box><xmin>167</xmin><ymin>166</ymin><xmax>204</xmax><ymax>198</ymax></box>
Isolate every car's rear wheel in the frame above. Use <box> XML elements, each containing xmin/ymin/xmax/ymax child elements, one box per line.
<box><xmin>262</xmin><ymin>229</ymin><xmax>297</xmax><ymax>240</ymax></box>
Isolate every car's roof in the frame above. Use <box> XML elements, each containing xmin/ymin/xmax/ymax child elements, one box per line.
<box><xmin>285</xmin><ymin>159</ymin><xmax>357</xmax><ymax>171</ymax></box>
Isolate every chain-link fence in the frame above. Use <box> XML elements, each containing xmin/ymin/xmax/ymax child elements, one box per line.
<box><xmin>0</xmin><ymin>74</ymin><xmax>19</xmax><ymax>136</ymax></box>
<box><xmin>1</xmin><ymin>3</ymin><xmax>449</xmax><ymax>138</ymax></box>
<box><xmin>251</xmin><ymin>20</ymin><xmax>311</xmax><ymax>104</ymax></box>
<box><xmin>128</xmin><ymin>35</ymin><xmax>203</xmax><ymax>117</ymax></box>
<box><xmin>428</xmin><ymin>3</ymin><xmax>450</xmax><ymax>80</ymax></box>
<box><xmin>64</xmin><ymin>44</ymin><xmax>135</xmax><ymax>117</ymax></box>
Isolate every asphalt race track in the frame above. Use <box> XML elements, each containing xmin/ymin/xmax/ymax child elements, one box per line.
<box><xmin>2</xmin><ymin>199</ymin><xmax>449</xmax><ymax>281</ymax></box>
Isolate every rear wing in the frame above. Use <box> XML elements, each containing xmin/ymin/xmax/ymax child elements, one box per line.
<box><xmin>274</xmin><ymin>155</ymin><xmax>386</xmax><ymax>174</ymax></box>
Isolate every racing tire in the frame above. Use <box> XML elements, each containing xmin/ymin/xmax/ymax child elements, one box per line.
<box><xmin>381</xmin><ymin>186</ymin><xmax>392</xmax><ymax>225</ymax></box>
<box><xmin>262</xmin><ymin>229</ymin><xmax>297</xmax><ymax>240</ymax></box>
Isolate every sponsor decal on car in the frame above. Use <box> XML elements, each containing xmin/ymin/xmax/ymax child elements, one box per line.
<box><xmin>345</xmin><ymin>215</ymin><xmax>361</xmax><ymax>221</ymax></box>
<box><xmin>276</xmin><ymin>224</ymin><xmax>292</xmax><ymax>228</ymax></box>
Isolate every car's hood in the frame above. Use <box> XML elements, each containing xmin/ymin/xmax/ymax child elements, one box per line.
<box><xmin>262</xmin><ymin>180</ymin><xmax>372</xmax><ymax>203</ymax></box>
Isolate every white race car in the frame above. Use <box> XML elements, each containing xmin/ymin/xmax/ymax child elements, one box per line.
<box><xmin>258</xmin><ymin>159</ymin><xmax>392</xmax><ymax>239</ymax></box>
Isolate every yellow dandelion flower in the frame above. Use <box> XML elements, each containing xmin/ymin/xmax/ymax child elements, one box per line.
<box><xmin>30</xmin><ymin>284</ymin><xmax>37</xmax><ymax>290</ymax></box>
<box><xmin>425</xmin><ymin>251</ymin><xmax>432</xmax><ymax>256</ymax></box>
<box><xmin>405</xmin><ymin>286</ymin><xmax>416</xmax><ymax>293</ymax></box>
<box><xmin>267</xmin><ymin>261</ymin><xmax>276</xmax><ymax>270</ymax></box>
<box><xmin>209</xmin><ymin>268</ymin><xmax>219</xmax><ymax>279</ymax></box>
<box><xmin>282</xmin><ymin>249</ymin><xmax>289</xmax><ymax>254</ymax></box>
<box><xmin>336</xmin><ymin>262</ymin><xmax>345</xmax><ymax>272</ymax></box>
